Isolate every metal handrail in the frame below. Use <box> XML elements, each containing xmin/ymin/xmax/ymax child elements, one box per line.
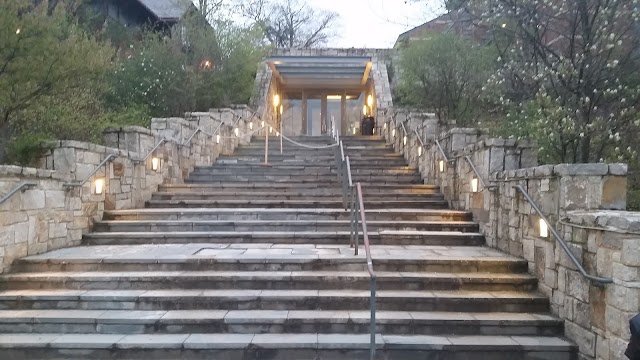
<box><xmin>413</xmin><ymin>129</ymin><xmax>425</xmax><ymax>148</ymax></box>
<box><xmin>64</xmin><ymin>154</ymin><xmax>117</xmax><ymax>188</ymax></box>
<box><xmin>514</xmin><ymin>185</ymin><xmax>613</xmax><ymax>286</ymax></box>
<box><xmin>0</xmin><ymin>182</ymin><xmax>37</xmax><ymax>205</ymax></box>
<box><xmin>182</xmin><ymin>128</ymin><xmax>213</xmax><ymax>147</ymax></box>
<box><xmin>434</xmin><ymin>139</ymin><xmax>449</xmax><ymax>162</ymax></box>
<box><xmin>137</xmin><ymin>139</ymin><xmax>169</xmax><ymax>163</ymax></box>
<box><xmin>353</xmin><ymin>182</ymin><xmax>377</xmax><ymax>360</ymax></box>
<box><xmin>464</xmin><ymin>155</ymin><xmax>497</xmax><ymax>191</ymax></box>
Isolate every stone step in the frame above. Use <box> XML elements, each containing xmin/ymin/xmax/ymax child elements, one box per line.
<box><xmin>144</xmin><ymin>199</ymin><xmax>448</xmax><ymax>210</ymax></box>
<box><xmin>94</xmin><ymin>220</ymin><xmax>475</xmax><ymax>233</ymax></box>
<box><xmin>190</xmin><ymin>167</ymin><xmax>419</xmax><ymax>175</ymax></box>
<box><xmin>158</xmin><ymin>183</ymin><xmax>440</xmax><ymax>194</ymax></box>
<box><xmin>0</xmin><ymin>289</ymin><xmax>550</xmax><ymax>312</ymax></box>
<box><xmin>0</xmin><ymin>310</ymin><xmax>563</xmax><ymax>336</ymax></box>
<box><xmin>1</xmin><ymin>271</ymin><xmax>537</xmax><ymax>292</ymax></box>
<box><xmin>0</xmin><ymin>333</ymin><xmax>575</xmax><ymax>359</ymax></box>
<box><xmin>103</xmin><ymin>208</ymin><xmax>472</xmax><ymax>222</ymax></box>
<box><xmin>150</xmin><ymin>192</ymin><xmax>444</xmax><ymax>201</ymax></box>
<box><xmin>203</xmin><ymin>163</ymin><xmax>412</xmax><ymax>170</ymax></box>
<box><xmin>217</xmin><ymin>158</ymin><xmax>409</xmax><ymax>166</ymax></box>
<box><xmin>185</xmin><ymin>174</ymin><xmax>423</xmax><ymax>184</ymax></box>
<box><xmin>82</xmin><ymin>230</ymin><xmax>485</xmax><ymax>246</ymax></box>
<box><xmin>13</xmin><ymin>244</ymin><xmax>527</xmax><ymax>273</ymax></box>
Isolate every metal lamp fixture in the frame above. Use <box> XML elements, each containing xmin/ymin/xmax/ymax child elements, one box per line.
<box><xmin>418</xmin><ymin>146</ymin><xmax>422</xmax><ymax>157</ymax></box>
<box><xmin>439</xmin><ymin>160</ymin><xmax>445</xmax><ymax>172</ymax></box>
<box><xmin>539</xmin><ymin>218</ymin><xmax>549</xmax><ymax>238</ymax></box>
<box><xmin>403</xmin><ymin>135</ymin><xmax>407</xmax><ymax>146</ymax></box>
<box><xmin>471</xmin><ymin>178</ymin><xmax>479</xmax><ymax>193</ymax></box>
<box><xmin>94</xmin><ymin>178</ymin><xmax>105</xmax><ymax>195</ymax></box>
<box><xmin>151</xmin><ymin>157</ymin><xmax>160</xmax><ymax>172</ymax></box>
<box><xmin>216</xmin><ymin>134</ymin><xmax>221</xmax><ymax>144</ymax></box>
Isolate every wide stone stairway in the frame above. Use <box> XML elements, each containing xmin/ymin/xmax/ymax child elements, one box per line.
<box><xmin>0</xmin><ymin>135</ymin><xmax>575</xmax><ymax>359</ymax></box>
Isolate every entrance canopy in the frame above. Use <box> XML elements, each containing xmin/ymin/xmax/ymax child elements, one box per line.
<box><xmin>267</xmin><ymin>56</ymin><xmax>373</xmax><ymax>90</ymax></box>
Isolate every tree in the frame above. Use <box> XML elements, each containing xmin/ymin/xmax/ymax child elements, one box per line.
<box><xmin>0</xmin><ymin>0</ymin><xmax>112</xmax><ymax>129</ymax></box>
<box><xmin>396</xmin><ymin>33</ymin><xmax>496</xmax><ymax>125</ymax></box>
<box><xmin>459</xmin><ymin>0</ymin><xmax>640</xmax><ymax>164</ymax></box>
<box><xmin>234</xmin><ymin>0</ymin><xmax>339</xmax><ymax>48</ymax></box>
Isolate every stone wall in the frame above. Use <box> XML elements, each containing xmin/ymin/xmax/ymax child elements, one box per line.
<box><xmin>380</xmin><ymin>110</ymin><xmax>637</xmax><ymax>360</ymax></box>
<box><xmin>0</xmin><ymin>108</ymin><xmax>255</xmax><ymax>273</ymax></box>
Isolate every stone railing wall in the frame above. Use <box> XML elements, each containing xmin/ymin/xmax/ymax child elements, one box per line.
<box><xmin>379</xmin><ymin>111</ymin><xmax>637</xmax><ymax>360</ymax></box>
<box><xmin>0</xmin><ymin>107</ymin><xmax>256</xmax><ymax>273</ymax></box>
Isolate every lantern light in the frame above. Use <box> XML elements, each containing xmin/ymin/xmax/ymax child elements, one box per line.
<box><xmin>261</xmin><ymin>121</ymin><xmax>265</xmax><ymax>127</ymax></box>
<box><xmin>216</xmin><ymin>134</ymin><xmax>221</xmax><ymax>144</ymax></box>
<box><xmin>151</xmin><ymin>157</ymin><xmax>160</xmax><ymax>171</ymax></box>
<box><xmin>471</xmin><ymin>178</ymin><xmax>479</xmax><ymax>193</ymax></box>
<box><xmin>249</xmin><ymin>121</ymin><xmax>254</xmax><ymax>130</ymax></box>
<box><xmin>392</xmin><ymin>128</ymin><xmax>396</xmax><ymax>138</ymax></box>
<box><xmin>367</xmin><ymin>94</ymin><xmax>374</xmax><ymax>107</ymax></box>
<box><xmin>362</xmin><ymin>105</ymin><xmax>368</xmax><ymax>116</ymax></box>
<box><xmin>418</xmin><ymin>146</ymin><xmax>422</xmax><ymax>157</ymax></box>
<box><xmin>269</xmin><ymin>126</ymin><xmax>273</xmax><ymax>134</ymax></box>
<box><xmin>353</xmin><ymin>127</ymin><xmax>357</xmax><ymax>135</ymax></box>
<box><xmin>280</xmin><ymin>104</ymin><xmax>283</xmax><ymax>115</ymax></box>
<box><xmin>383</xmin><ymin>123</ymin><xmax>387</xmax><ymax>130</ymax></box>
<box><xmin>16</xmin><ymin>28</ymin><xmax>21</xmax><ymax>35</ymax></box>
<box><xmin>273</xmin><ymin>94</ymin><xmax>280</xmax><ymax>107</ymax></box>
<box><xmin>539</xmin><ymin>218</ymin><xmax>549</xmax><ymax>238</ymax></box>
<box><xmin>439</xmin><ymin>160</ymin><xmax>445</xmax><ymax>172</ymax></box>
<box><xmin>234</xmin><ymin>127</ymin><xmax>239</xmax><ymax>137</ymax></box>
<box><xmin>403</xmin><ymin>135</ymin><xmax>407</xmax><ymax>145</ymax></box>
<box><xmin>94</xmin><ymin>178</ymin><xmax>105</xmax><ymax>195</ymax></box>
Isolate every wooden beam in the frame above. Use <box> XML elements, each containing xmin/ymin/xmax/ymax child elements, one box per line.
<box><xmin>361</xmin><ymin>62</ymin><xmax>372</xmax><ymax>86</ymax></box>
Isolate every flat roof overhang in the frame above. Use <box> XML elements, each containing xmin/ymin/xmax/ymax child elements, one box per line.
<box><xmin>267</xmin><ymin>56</ymin><xmax>373</xmax><ymax>90</ymax></box>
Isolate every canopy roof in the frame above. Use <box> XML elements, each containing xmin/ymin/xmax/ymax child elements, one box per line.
<box><xmin>268</xmin><ymin>56</ymin><xmax>373</xmax><ymax>90</ymax></box>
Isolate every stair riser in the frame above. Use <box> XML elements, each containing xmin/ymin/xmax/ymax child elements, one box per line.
<box><xmin>14</xmin><ymin>260</ymin><xmax>527</xmax><ymax>274</ymax></box>
<box><xmin>1</xmin><ymin>278</ymin><xmax>536</xmax><ymax>292</ymax></box>
<box><xmin>0</xmin><ymin>348</ymin><xmax>576</xmax><ymax>360</ymax></box>
<box><xmin>0</xmin><ymin>321</ymin><xmax>562</xmax><ymax>337</ymax></box>
<box><xmin>83</xmin><ymin>235</ymin><xmax>484</xmax><ymax>246</ymax></box>
<box><xmin>103</xmin><ymin>213</ymin><xmax>473</xmax><ymax>222</ymax></box>
<box><xmin>94</xmin><ymin>223</ymin><xmax>477</xmax><ymax>233</ymax></box>
<box><xmin>0</xmin><ymin>298</ymin><xmax>549</xmax><ymax>313</ymax></box>
<box><xmin>185</xmin><ymin>176</ymin><xmax>422</xmax><ymax>183</ymax></box>
<box><xmin>150</xmin><ymin>194</ymin><xmax>444</xmax><ymax>201</ymax></box>
<box><xmin>191</xmin><ymin>169</ymin><xmax>418</xmax><ymax>175</ymax></box>
<box><xmin>144</xmin><ymin>202</ymin><xmax>449</xmax><ymax>210</ymax></box>
<box><xmin>157</xmin><ymin>187</ymin><xmax>440</xmax><ymax>195</ymax></box>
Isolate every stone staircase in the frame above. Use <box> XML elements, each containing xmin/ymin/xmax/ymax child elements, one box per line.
<box><xmin>0</xmin><ymin>135</ymin><xmax>575</xmax><ymax>359</ymax></box>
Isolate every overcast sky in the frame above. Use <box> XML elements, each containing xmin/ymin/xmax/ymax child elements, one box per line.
<box><xmin>305</xmin><ymin>0</ymin><xmax>446</xmax><ymax>48</ymax></box>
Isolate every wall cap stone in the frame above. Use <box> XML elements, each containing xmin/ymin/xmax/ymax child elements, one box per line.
<box><xmin>0</xmin><ymin>165</ymin><xmax>61</xmax><ymax>180</ymax></box>
<box><xmin>554</xmin><ymin>163</ymin><xmax>609</xmax><ymax>176</ymax></box>
<box><xmin>103</xmin><ymin>126</ymin><xmax>155</xmax><ymax>137</ymax></box>
<box><xmin>564</xmin><ymin>210</ymin><xmax>640</xmax><ymax>232</ymax></box>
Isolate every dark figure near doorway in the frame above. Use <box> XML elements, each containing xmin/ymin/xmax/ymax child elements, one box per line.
<box><xmin>627</xmin><ymin>313</ymin><xmax>640</xmax><ymax>360</ymax></box>
<box><xmin>361</xmin><ymin>116</ymin><xmax>375</xmax><ymax>136</ymax></box>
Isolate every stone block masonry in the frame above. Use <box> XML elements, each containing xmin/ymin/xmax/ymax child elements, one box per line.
<box><xmin>380</xmin><ymin>109</ymin><xmax>637</xmax><ymax>360</ymax></box>
<box><xmin>0</xmin><ymin>107</ymin><xmax>256</xmax><ymax>274</ymax></box>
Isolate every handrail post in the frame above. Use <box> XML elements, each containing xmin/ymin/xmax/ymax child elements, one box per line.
<box><xmin>264</xmin><ymin>124</ymin><xmax>269</xmax><ymax>165</ymax></box>
<box><xmin>354</xmin><ymin>187</ymin><xmax>359</xmax><ymax>256</ymax></box>
<box><xmin>370</xmin><ymin>276</ymin><xmax>376</xmax><ymax>360</ymax></box>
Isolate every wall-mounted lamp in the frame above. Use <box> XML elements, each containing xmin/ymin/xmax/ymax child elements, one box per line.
<box><xmin>151</xmin><ymin>157</ymin><xmax>160</xmax><ymax>172</ymax></box>
<box><xmin>471</xmin><ymin>178</ymin><xmax>479</xmax><ymax>193</ymax></box>
<box><xmin>353</xmin><ymin>127</ymin><xmax>357</xmax><ymax>135</ymax></box>
<box><xmin>279</xmin><ymin>104</ymin><xmax>284</xmax><ymax>115</ymax></box>
<box><xmin>539</xmin><ymin>218</ymin><xmax>549</xmax><ymax>238</ymax></box>
<box><xmin>439</xmin><ymin>160</ymin><xmax>445</xmax><ymax>172</ymax></box>
<box><xmin>216</xmin><ymin>134</ymin><xmax>221</xmax><ymax>144</ymax></box>
<box><xmin>418</xmin><ymin>146</ymin><xmax>422</xmax><ymax>157</ymax></box>
<box><xmin>403</xmin><ymin>135</ymin><xmax>407</xmax><ymax>146</ymax></box>
<box><xmin>367</xmin><ymin>94</ymin><xmax>374</xmax><ymax>108</ymax></box>
<box><xmin>273</xmin><ymin>94</ymin><xmax>280</xmax><ymax>108</ymax></box>
<box><xmin>234</xmin><ymin>127</ymin><xmax>239</xmax><ymax>137</ymax></box>
<box><xmin>276</xmin><ymin>131</ymin><xmax>280</xmax><ymax>136</ymax></box>
<box><xmin>261</xmin><ymin>121</ymin><xmax>265</xmax><ymax>128</ymax></box>
<box><xmin>94</xmin><ymin>178</ymin><xmax>105</xmax><ymax>195</ymax></box>
<box><xmin>269</xmin><ymin>126</ymin><xmax>273</xmax><ymax>134</ymax></box>
<box><xmin>392</xmin><ymin>129</ymin><xmax>396</xmax><ymax>138</ymax></box>
<box><xmin>362</xmin><ymin>105</ymin><xmax>368</xmax><ymax>116</ymax></box>
<box><xmin>249</xmin><ymin>121</ymin><xmax>254</xmax><ymax>130</ymax></box>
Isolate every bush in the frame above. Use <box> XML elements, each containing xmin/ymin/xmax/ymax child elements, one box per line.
<box><xmin>4</xmin><ymin>134</ymin><xmax>54</xmax><ymax>167</ymax></box>
<box><xmin>628</xmin><ymin>189</ymin><xmax>640</xmax><ymax>211</ymax></box>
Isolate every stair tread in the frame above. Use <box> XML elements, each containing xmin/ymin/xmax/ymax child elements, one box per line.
<box><xmin>0</xmin><ymin>332</ymin><xmax>575</xmax><ymax>350</ymax></box>
<box><xmin>104</xmin><ymin>208</ymin><xmax>468</xmax><ymax>214</ymax></box>
<box><xmin>0</xmin><ymin>309</ymin><xmax>560</xmax><ymax>324</ymax></box>
<box><xmin>0</xmin><ymin>289</ymin><xmax>548</xmax><ymax>300</ymax></box>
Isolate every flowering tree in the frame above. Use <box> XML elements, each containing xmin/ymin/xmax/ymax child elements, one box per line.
<box><xmin>459</xmin><ymin>0</ymin><xmax>640</xmax><ymax>164</ymax></box>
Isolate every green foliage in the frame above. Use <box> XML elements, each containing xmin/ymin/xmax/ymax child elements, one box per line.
<box><xmin>396</xmin><ymin>33</ymin><xmax>496</xmax><ymax>126</ymax></box>
<box><xmin>4</xmin><ymin>134</ymin><xmax>54</xmax><ymax>167</ymax></box>
<box><xmin>628</xmin><ymin>189</ymin><xmax>640</xmax><ymax>211</ymax></box>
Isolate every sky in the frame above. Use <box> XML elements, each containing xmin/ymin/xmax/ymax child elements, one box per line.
<box><xmin>304</xmin><ymin>0</ymin><xmax>446</xmax><ymax>48</ymax></box>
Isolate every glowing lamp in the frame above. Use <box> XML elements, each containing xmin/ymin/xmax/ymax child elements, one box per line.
<box><xmin>418</xmin><ymin>146</ymin><xmax>422</xmax><ymax>157</ymax></box>
<box><xmin>273</xmin><ymin>94</ymin><xmax>280</xmax><ymax>107</ymax></box>
<box><xmin>249</xmin><ymin>121</ymin><xmax>254</xmax><ymax>130</ymax></box>
<box><xmin>403</xmin><ymin>136</ymin><xmax>407</xmax><ymax>145</ymax></box>
<box><xmin>362</xmin><ymin>105</ymin><xmax>368</xmax><ymax>116</ymax></box>
<box><xmin>216</xmin><ymin>134</ymin><xmax>221</xmax><ymax>144</ymax></box>
<box><xmin>279</xmin><ymin>104</ymin><xmax>283</xmax><ymax>115</ymax></box>
<box><xmin>471</xmin><ymin>178</ymin><xmax>479</xmax><ymax>193</ymax></box>
<box><xmin>353</xmin><ymin>127</ymin><xmax>357</xmax><ymax>135</ymax></box>
<box><xmin>16</xmin><ymin>28</ymin><xmax>21</xmax><ymax>35</ymax></box>
<box><xmin>269</xmin><ymin>126</ymin><xmax>273</xmax><ymax>134</ymax></box>
<box><xmin>439</xmin><ymin>160</ymin><xmax>445</xmax><ymax>172</ymax></box>
<box><xmin>383</xmin><ymin>123</ymin><xmax>387</xmax><ymax>130</ymax></box>
<box><xmin>234</xmin><ymin>127</ymin><xmax>239</xmax><ymax>137</ymax></box>
<box><xmin>94</xmin><ymin>178</ymin><xmax>105</xmax><ymax>195</ymax></box>
<box><xmin>367</xmin><ymin>94</ymin><xmax>374</xmax><ymax>107</ymax></box>
<box><xmin>539</xmin><ymin>218</ymin><xmax>549</xmax><ymax>238</ymax></box>
<box><xmin>261</xmin><ymin>121</ymin><xmax>265</xmax><ymax>127</ymax></box>
<box><xmin>392</xmin><ymin>129</ymin><xmax>396</xmax><ymax>138</ymax></box>
<box><xmin>151</xmin><ymin>157</ymin><xmax>160</xmax><ymax>171</ymax></box>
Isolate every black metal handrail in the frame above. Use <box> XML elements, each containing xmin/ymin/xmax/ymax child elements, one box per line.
<box><xmin>0</xmin><ymin>182</ymin><xmax>37</xmax><ymax>205</ymax></box>
<box><xmin>514</xmin><ymin>185</ymin><xmax>613</xmax><ymax>286</ymax></box>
